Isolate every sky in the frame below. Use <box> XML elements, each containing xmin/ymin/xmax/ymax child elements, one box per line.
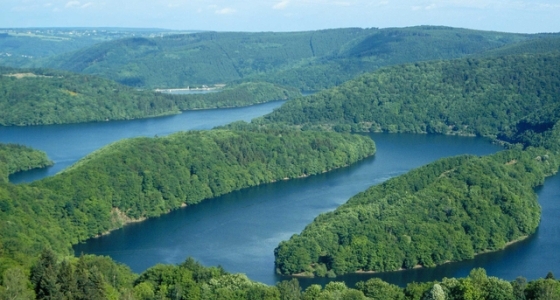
<box><xmin>1</xmin><ymin>0</ymin><xmax>560</xmax><ymax>34</ymax></box>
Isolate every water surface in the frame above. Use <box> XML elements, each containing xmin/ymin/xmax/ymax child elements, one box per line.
<box><xmin>1</xmin><ymin>101</ymin><xmax>283</xmax><ymax>183</ymax></box>
<box><xmin>300</xmin><ymin>173</ymin><xmax>560</xmax><ymax>287</ymax></box>
<box><xmin>74</xmin><ymin>133</ymin><xmax>508</xmax><ymax>286</ymax></box>
<box><xmin>3</xmin><ymin>104</ymin><xmax>557</xmax><ymax>288</ymax></box>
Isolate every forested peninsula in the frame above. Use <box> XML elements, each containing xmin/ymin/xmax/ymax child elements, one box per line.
<box><xmin>0</xmin><ymin>144</ymin><xmax>52</xmax><ymax>182</ymax></box>
<box><xmin>260</xmin><ymin>52</ymin><xmax>560</xmax><ymax>136</ymax></box>
<box><xmin>275</xmin><ymin>147</ymin><xmax>559</xmax><ymax>276</ymax></box>
<box><xmin>0</xmin><ymin>66</ymin><xmax>297</xmax><ymax>126</ymax></box>
<box><xmin>2</xmin><ymin>26</ymin><xmax>560</xmax><ymax>299</ymax></box>
<box><xmin>0</xmin><ymin>129</ymin><xmax>375</xmax><ymax>264</ymax></box>
<box><xmin>268</xmin><ymin>51</ymin><xmax>560</xmax><ymax>277</ymax></box>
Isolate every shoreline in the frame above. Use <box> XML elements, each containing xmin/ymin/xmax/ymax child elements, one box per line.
<box><xmin>81</xmin><ymin>151</ymin><xmax>375</xmax><ymax>241</ymax></box>
<box><xmin>288</xmin><ymin>235</ymin><xmax>531</xmax><ymax>278</ymax></box>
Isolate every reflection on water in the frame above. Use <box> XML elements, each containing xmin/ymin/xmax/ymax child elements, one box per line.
<box><xmin>2</xmin><ymin>101</ymin><xmax>284</xmax><ymax>183</ymax></box>
<box><xmin>74</xmin><ymin>133</ymin><xmax>512</xmax><ymax>286</ymax></box>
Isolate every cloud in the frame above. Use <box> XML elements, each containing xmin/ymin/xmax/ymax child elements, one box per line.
<box><xmin>273</xmin><ymin>0</ymin><xmax>290</xmax><ymax>10</ymax></box>
<box><xmin>215</xmin><ymin>7</ymin><xmax>236</xmax><ymax>14</ymax></box>
<box><xmin>65</xmin><ymin>1</ymin><xmax>80</xmax><ymax>8</ymax></box>
<box><xmin>81</xmin><ymin>2</ymin><xmax>93</xmax><ymax>8</ymax></box>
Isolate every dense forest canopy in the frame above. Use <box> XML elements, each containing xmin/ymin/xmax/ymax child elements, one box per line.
<box><xmin>11</xmin><ymin>250</ymin><xmax>560</xmax><ymax>300</ymax></box>
<box><xmin>267</xmin><ymin>50</ymin><xmax>560</xmax><ymax>278</ymax></box>
<box><xmin>169</xmin><ymin>82</ymin><xmax>300</xmax><ymax>110</ymax></box>
<box><xmin>260</xmin><ymin>52</ymin><xmax>560</xmax><ymax>138</ymax></box>
<box><xmin>42</xmin><ymin>26</ymin><xmax>538</xmax><ymax>90</ymax></box>
<box><xmin>0</xmin><ymin>129</ymin><xmax>374</xmax><ymax>266</ymax></box>
<box><xmin>1</xmin><ymin>26</ymin><xmax>560</xmax><ymax>299</ymax></box>
<box><xmin>274</xmin><ymin>147</ymin><xmax>559</xmax><ymax>276</ymax></box>
<box><xmin>0</xmin><ymin>144</ymin><xmax>52</xmax><ymax>182</ymax></box>
<box><xmin>0</xmin><ymin>66</ymin><xmax>298</xmax><ymax>126</ymax></box>
<box><xmin>476</xmin><ymin>35</ymin><xmax>560</xmax><ymax>58</ymax></box>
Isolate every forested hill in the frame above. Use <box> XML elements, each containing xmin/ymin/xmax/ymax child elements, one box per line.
<box><xmin>476</xmin><ymin>34</ymin><xmax>560</xmax><ymax>58</ymax></box>
<box><xmin>271</xmin><ymin>50</ymin><xmax>560</xmax><ymax>277</ymax></box>
<box><xmin>0</xmin><ymin>27</ymin><xmax>189</xmax><ymax>68</ymax></box>
<box><xmin>0</xmin><ymin>144</ymin><xmax>52</xmax><ymax>182</ymax></box>
<box><xmin>271</xmin><ymin>102</ymin><xmax>560</xmax><ymax>278</ymax></box>
<box><xmin>0</xmin><ymin>129</ymin><xmax>375</xmax><ymax>264</ymax></box>
<box><xmin>0</xmin><ymin>66</ymin><xmax>298</xmax><ymax>126</ymax></box>
<box><xmin>0</xmin><ymin>66</ymin><xmax>178</xmax><ymax>125</ymax></box>
<box><xmin>43</xmin><ymin>28</ymin><xmax>374</xmax><ymax>88</ymax></box>
<box><xmin>42</xmin><ymin>26</ymin><xmax>534</xmax><ymax>90</ymax></box>
<box><xmin>260</xmin><ymin>52</ymin><xmax>560</xmax><ymax>138</ymax></box>
<box><xmin>275</xmin><ymin>147</ymin><xmax>560</xmax><ymax>276</ymax></box>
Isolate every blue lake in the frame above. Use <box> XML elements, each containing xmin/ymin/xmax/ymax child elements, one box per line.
<box><xmin>2</xmin><ymin>102</ymin><xmax>559</xmax><ymax>288</ymax></box>
<box><xmin>2</xmin><ymin>101</ymin><xmax>284</xmax><ymax>183</ymax></box>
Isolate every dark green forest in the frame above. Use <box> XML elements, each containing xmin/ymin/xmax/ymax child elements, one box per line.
<box><xmin>6</xmin><ymin>249</ymin><xmax>560</xmax><ymax>299</ymax></box>
<box><xmin>0</xmin><ymin>144</ymin><xmax>52</xmax><ymax>183</ymax></box>
<box><xmin>0</xmin><ymin>130</ymin><xmax>374</xmax><ymax>267</ymax></box>
<box><xmin>0</xmin><ymin>66</ymin><xmax>297</xmax><ymax>126</ymax></box>
<box><xmin>43</xmin><ymin>26</ymin><xmax>539</xmax><ymax>90</ymax></box>
<box><xmin>261</xmin><ymin>53</ymin><xmax>560</xmax><ymax>137</ymax></box>
<box><xmin>267</xmin><ymin>51</ymin><xmax>560</xmax><ymax>278</ymax></box>
<box><xmin>275</xmin><ymin>147</ymin><xmax>559</xmax><ymax>276</ymax></box>
<box><xmin>1</xmin><ymin>26</ymin><xmax>560</xmax><ymax>299</ymax></box>
<box><xmin>476</xmin><ymin>35</ymin><xmax>560</xmax><ymax>58</ymax></box>
<box><xmin>170</xmin><ymin>82</ymin><xmax>300</xmax><ymax>110</ymax></box>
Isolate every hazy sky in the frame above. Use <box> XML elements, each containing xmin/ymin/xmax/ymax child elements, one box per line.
<box><xmin>2</xmin><ymin>0</ymin><xmax>559</xmax><ymax>33</ymax></box>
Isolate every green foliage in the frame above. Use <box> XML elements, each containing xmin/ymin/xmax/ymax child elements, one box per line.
<box><xmin>0</xmin><ymin>129</ymin><xmax>374</xmax><ymax>264</ymax></box>
<box><xmin>45</xmin><ymin>28</ymin><xmax>374</xmax><ymax>88</ymax></box>
<box><xmin>355</xmin><ymin>278</ymin><xmax>405</xmax><ymax>299</ymax></box>
<box><xmin>498</xmin><ymin>101</ymin><xmax>560</xmax><ymax>152</ymax></box>
<box><xmin>171</xmin><ymin>82</ymin><xmax>300</xmax><ymax>110</ymax></box>
<box><xmin>0</xmin><ymin>144</ymin><xmax>52</xmax><ymax>181</ymax></box>
<box><xmin>0</xmin><ymin>266</ymin><xmax>34</xmax><ymax>300</ymax></box>
<box><xmin>262</xmin><ymin>53</ymin><xmax>560</xmax><ymax>138</ymax></box>
<box><xmin>0</xmin><ymin>66</ymin><xmax>179</xmax><ymax>125</ymax></box>
<box><xmin>274</xmin><ymin>148</ymin><xmax>559</xmax><ymax>276</ymax></box>
<box><xmin>477</xmin><ymin>35</ymin><xmax>560</xmax><ymax>58</ymax></box>
<box><xmin>0</xmin><ymin>66</ymin><xmax>299</xmax><ymax>126</ymax></box>
<box><xmin>524</xmin><ymin>278</ymin><xmax>560</xmax><ymax>300</ymax></box>
<box><xmin>43</xmin><ymin>26</ymin><xmax>535</xmax><ymax>90</ymax></box>
<box><xmin>0</xmin><ymin>28</ymin><xmax>187</xmax><ymax>68</ymax></box>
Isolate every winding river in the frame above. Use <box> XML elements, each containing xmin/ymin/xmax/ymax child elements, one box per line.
<box><xmin>2</xmin><ymin>102</ymin><xmax>559</xmax><ymax>288</ymax></box>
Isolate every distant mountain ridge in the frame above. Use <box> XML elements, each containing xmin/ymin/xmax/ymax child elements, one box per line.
<box><xmin>42</xmin><ymin>26</ymin><xmax>545</xmax><ymax>90</ymax></box>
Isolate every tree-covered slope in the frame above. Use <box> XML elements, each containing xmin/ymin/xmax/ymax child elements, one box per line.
<box><xmin>275</xmin><ymin>147</ymin><xmax>559</xmax><ymax>276</ymax></box>
<box><xmin>0</xmin><ymin>27</ymin><xmax>190</xmax><ymax>68</ymax></box>
<box><xmin>270</xmin><ymin>50</ymin><xmax>560</xmax><ymax>277</ymax></box>
<box><xmin>477</xmin><ymin>34</ymin><xmax>560</xmax><ymax>58</ymax></box>
<box><xmin>0</xmin><ymin>129</ymin><xmax>375</xmax><ymax>264</ymax></box>
<box><xmin>0</xmin><ymin>66</ymin><xmax>298</xmax><ymax>126</ymax></box>
<box><xmin>0</xmin><ymin>144</ymin><xmax>52</xmax><ymax>182</ymax></box>
<box><xmin>0</xmin><ymin>66</ymin><xmax>179</xmax><ymax>125</ymax></box>
<box><xmin>260</xmin><ymin>53</ymin><xmax>560</xmax><ymax>137</ymax></box>
<box><xmin>171</xmin><ymin>82</ymin><xmax>300</xmax><ymax>110</ymax></box>
<box><xmin>43</xmin><ymin>26</ymin><xmax>534</xmax><ymax>90</ymax></box>
<box><xmin>44</xmin><ymin>28</ymin><xmax>375</xmax><ymax>88</ymax></box>
<box><xmin>249</xmin><ymin>26</ymin><xmax>536</xmax><ymax>91</ymax></box>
